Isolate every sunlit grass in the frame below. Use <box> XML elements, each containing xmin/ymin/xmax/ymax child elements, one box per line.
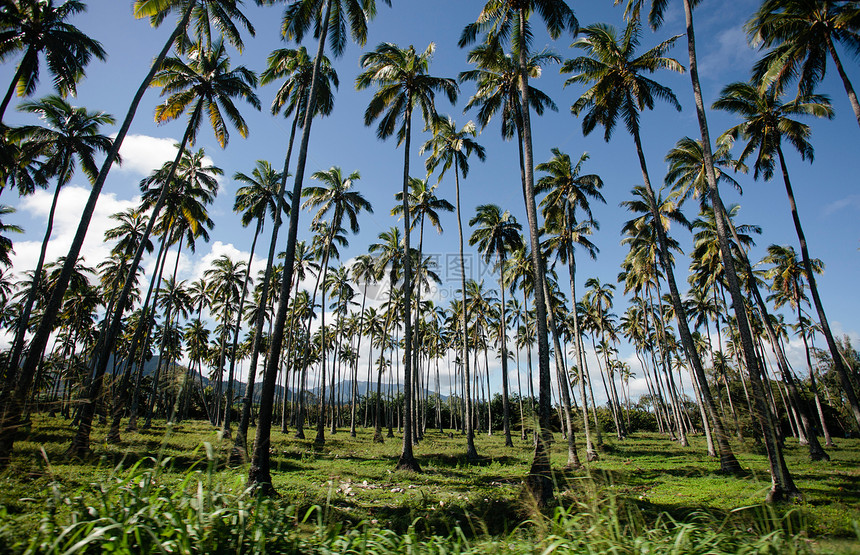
<box><xmin>0</xmin><ymin>415</ymin><xmax>858</xmax><ymax>552</ymax></box>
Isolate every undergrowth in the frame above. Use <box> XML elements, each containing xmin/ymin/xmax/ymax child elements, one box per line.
<box><xmin>0</xmin><ymin>446</ymin><xmax>821</xmax><ymax>554</ymax></box>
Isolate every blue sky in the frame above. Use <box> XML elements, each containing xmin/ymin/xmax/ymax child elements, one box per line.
<box><xmin>2</xmin><ymin>0</ymin><xmax>858</xmax><ymax>398</ymax></box>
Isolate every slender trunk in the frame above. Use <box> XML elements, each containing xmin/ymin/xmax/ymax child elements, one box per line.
<box><xmin>0</xmin><ymin>49</ymin><xmax>33</xmax><ymax>123</ymax></box>
<box><xmin>825</xmin><ymin>35</ymin><xmax>860</xmax><ymax>130</ymax></box>
<box><xmin>684</xmin><ymin>0</ymin><xmax>794</xmax><ymax>498</ymax></box>
<box><xmin>776</xmin><ymin>144</ymin><xmax>860</xmax><ymax>431</ymax></box>
<box><xmin>517</xmin><ymin>11</ymin><xmax>553</xmax><ymax>506</ymax></box>
<box><xmin>497</xmin><ymin>260</ymin><xmax>513</xmax><ymax>447</ymax></box>
<box><xmin>631</xmin><ymin>123</ymin><xmax>739</xmax><ymax>471</ymax></box>
<box><xmin>248</xmin><ymin>0</ymin><xmax>333</xmax><ymax>492</ymax></box>
<box><xmin>454</xmin><ymin>165</ymin><xmax>477</xmax><ymax>459</ymax></box>
<box><xmin>395</xmin><ymin>98</ymin><xmax>419</xmax><ymax>472</ymax></box>
<box><xmin>6</xmin><ymin>183</ymin><xmax>62</xmax><ymax>381</ymax></box>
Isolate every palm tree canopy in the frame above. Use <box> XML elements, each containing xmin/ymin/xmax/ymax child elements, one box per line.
<box><xmin>303</xmin><ymin>166</ymin><xmax>372</xmax><ymax>235</ymax></box>
<box><xmin>12</xmin><ymin>95</ymin><xmax>115</xmax><ymax>186</ymax></box>
<box><xmin>562</xmin><ymin>20</ymin><xmax>684</xmax><ymax>142</ymax></box>
<box><xmin>0</xmin><ymin>0</ymin><xmax>106</xmax><ymax>99</ymax></box>
<box><xmin>133</xmin><ymin>0</ymin><xmax>255</xmax><ymax>54</ymax></box>
<box><xmin>152</xmin><ymin>39</ymin><xmax>260</xmax><ymax>149</ymax></box>
<box><xmin>664</xmin><ymin>136</ymin><xmax>744</xmax><ymax>209</ymax></box>
<box><xmin>356</xmin><ymin>42</ymin><xmax>458</xmax><ymax>144</ymax></box>
<box><xmin>712</xmin><ymin>81</ymin><xmax>833</xmax><ymax>181</ymax></box>
<box><xmin>260</xmin><ymin>46</ymin><xmax>338</xmax><ymax>119</ymax></box>
<box><xmin>469</xmin><ymin>203</ymin><xmax>524</xmax><ymax>266</ymax></box>
<box><xmin>459</xmin><ymin>42</ymin><xmax>560</xmax><ymax>140</ymax></box>
<box><xmin>421</xmin><ymin>116</ymin><xmax>486</xmax><ymax>181</ymax></box>
<box><xmin>281</xmin><ymin>0</ymin><xmax>391</xmax><ymax>59</ymax></box>
<box><xmin>392</xmin><ymin>177</ymin><xmax>453</xmax><ymax>234</ymax></box>
<box><xmin>233</xmin><ymin>159</ymin><xmax>286</xmax><ymax>228</ymax></box>
<box><xmin>747</xmin><ymin>0</ymin><xmax>860</xmax><ymax>96</ymax></box>
<box><xmin>458</xmin><ymin>0</ymin><xmax>577</xmax><ymax>49</ymax></box>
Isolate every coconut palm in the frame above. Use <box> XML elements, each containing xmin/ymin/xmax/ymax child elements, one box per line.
<box><xmin>422</xmin><ymin>115</ymin><xmax>485</xmax><ymax>459</ymax></box>
<box><xmin>469</xmin><ymin>204</ymin><xmax>522</xmax><ymax>448</ymax></box>
<box><xmin>747</xmin><ymin>0</ymin><xmax>860</xmax><ymax>129</ymax></box>
<box><xmin>713</xmin><ymin>81</ymin><xmax>859</xmax><ymax>434</ymax></box>
<box><xmin>537</xmin><ymin>148</ymin><xmax>604</xmax><ymax>461</ymax></box>
<box><xmin>8</xmin><ymin>3</ymin><xmax>256</xmax><ymax>450</ymax></box>
<box><xmin>0</xmin><ymin>0</ymin><xmax>106</xmax><ymax>122</ymax></box>
<box><xmin>58</xmin><ymin>40</ymin><xmax>257</xmax><ymax>458</ymax></box>
<box><xmin>226</xmin><ymin>160</ymin><xmax>284</xmax><ymax>454</ymax></box>
<box><xmin>249</xmin><ymin>0</ymin><xmax>389</xmax><ymax>492</ymax></box>
<box><xmin>564</xmin><ymin>19</ymin><xmax>745</xmax><ymax>478</ymax></box>
<box><xmin>356</xmin><ymin>41</ymin><xmax>457</xmax><ymax>472</ymax></box>
<box><xmin>460</xmin><ymin>0</ymin><xmax>577</xmax><ymax>504</ymax></box>
<box><xmin>301</xmin><ymin>167</ymin><xmax>371</xmax><ymax>444</ymax></box>
<box><xmin>4</xmin><ymin>95</ymin><xmax>114</xmax><ymax>410</ymax></box>
<box><xmin>621</xmin><ymin>0</ymin><xmax>792</xmax><ymax>500</ymax></box>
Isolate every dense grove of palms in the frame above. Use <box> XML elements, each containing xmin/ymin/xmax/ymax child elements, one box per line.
<box><xmin>0</xmin><ymin>0</ymin><xmax>858</xmax><ymax>507</ymax></box>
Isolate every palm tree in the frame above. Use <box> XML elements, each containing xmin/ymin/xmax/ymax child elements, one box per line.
<box><xmin>422</xmin><ymin>115</ymin><xmax>485</xmax><ymax>459</ymax></box>
<box><xmin>713</xmin><ymin>81</ymin><xmax>860</xmax><ymax>434</ymax></box>
<box><xmin>228</xmin><ymin>160</ymin><xmax>284</xmax><ymax>456</ymax></box>
<box><xmin>460</xmin><ymin>0</ymin><xmax>577</xmax><ymax>505</ymax></box>
<box><xmin>7</xmin><ymin>3</ymin><xmax>256</xmax><ymax>452</ymax></box>
<box><xmin>621</xmin><ymin>0</ymin><xmax>799</xmax><ymax>501</ymax></box>
<box><xmin>356</xmin><ymin>41</ymin><xmax>457</xmax><ymax>472</ymax></box>
<box><xmin>58</xmin><ymin>39</ymin><xmax>258</xmax><ymax>458</ymax></box>
<box><xmin>0</xmin><ymin>205</ymin><xmax>22</xmax><ymax>268</ymax></box>
<box><xmin>204</xmin><ymin>255</ymin><xmax>247</xmax><ymax>428</ymax></box>
<box><xmin>0</xmin><ymin>0</ymin><xmax>106</xmax><ymax>122</ymax></box>
<box><xmin>469</xmin><ymin>204</ymin><xmax>522</xmax><ymax>448</ymax></box>
<box><xmin>564</xmin><ymin>19</ymin><xmax>745</xmax><ymax>476</ymax></box>
<box><xmin>3</xmin><ymin>95</ymin><xmax>113</xmax><ymax>413</ymax></box>
<box><xmin>537</xmin><ymin>148</ymin><xmax>604</xmax><ymax>461</ymax></box>
<box><xmin>747</xmin><ymin>0</ymin><xmax>860</xmax><ymax>129</ymax></box>
<box><xmin>249</xmin><ymin>0</ymin><xmax>389</xmax><ymax>493</ymax></box>
<box><xmin>302</xmin><ymin>167</ymin><xmax>371</xmax><ymax>445</ymax></box>
<box><xmin>763</xmin><ymin>243</ymin><xmax>834</xmax><ymax>449</ymax></box>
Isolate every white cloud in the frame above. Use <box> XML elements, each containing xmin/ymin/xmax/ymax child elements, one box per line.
<box><xmin>698</xmin><ymin>26</ymin><xmax>758</xmax><ymax>83</ymax></box>
<box><xmin>114</xmin><ymin>134</ymin><xmax>180</xmax><ymax>177</ymax></box>
<box><xmin>823</xmin><ymin>194</ymin><xmax>860</xmax><ymax>216</ymax></box>
<box><xmin>10</xmin><ymin>185</ymin><xmax>138</xmax><ymax>281</ymax></box>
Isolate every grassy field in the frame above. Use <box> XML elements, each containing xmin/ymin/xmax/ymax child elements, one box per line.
<box><xmin>0</xmin><ymin>415</ymin><xmax>858</xmax><ymax>553</ymax></box>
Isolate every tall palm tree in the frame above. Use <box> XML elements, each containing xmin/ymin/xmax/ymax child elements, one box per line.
<box><xmin>59</xmin><ymin>39</ymin><xmax>258</xmax><ymax>458</ymax></box>
<box><xmin>249</xmin><ymin>0</ymin><xmax>389</xmax><ymax>492</ymax></box>
<box><xmin>356</xmin><ymin>41</ymin><xmax>457</xmax><ymax>472</ymax></box>
<box><xmin>8</xmin><ymin>2</ymin><xmax>256</xmax><ymax>452</ymax></box>
<box><xmin>302</xmin><ymin>166</ymin><xmax>371</xmax><ymax>445</ymax></box>
<box><xmin>3</xmin><ymin>95</ymin><xmax>113</xmax><ymax>410</ymax></box>
<box><xmin>564</xmin><ymin>19</ymin><xmax>744</xmax><ymax>476</ymax></box>
<box><xmin>537</xmin><ymin>148</ymin><xmax>604</xmax><ymax>461</ymax></box>
<box><xmin>460</xmin><ymin>0</ymin><xmax>577</xmax><ymax>505</ymax></box>
<box><xmin>621</xmin><ymin>0</ymin><xmax>797</xmax><ymax>501</ymax></box>
<box><xmin>422</xmin><ymin>115</ymin><xmax>485</xmax><ymax>459</ymax></box>
<box><xmin>228</xmin><ymin>160</ymin><xmax>284</xmax><ymax>455</ymax></box>
<box><xmin>469</xmin><ymin>204</ymin><xmax>522</xmax><ymax>448</ymax></box>
<box><xmin>747</xmin><ymin>0</ymin><xmax>860</xmax><ymax>129</ymax></box>
<box><xmin>713</xmin><ymin>81</ymin><xmax>860</xmax><ymax>434</ymax></box>
<box><xmin>0</xmin><ymin>0</ymin><xmax>106</xmax><ymax>122</ymax></box>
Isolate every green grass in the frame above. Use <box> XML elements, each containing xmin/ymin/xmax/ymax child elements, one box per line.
<box><xmin>0</xmin><ymin>415</ymin><xmax>858</xmax><ymax>553</ymax></box>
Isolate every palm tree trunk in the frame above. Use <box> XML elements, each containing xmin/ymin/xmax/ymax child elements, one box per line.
<box><xmin>567</xmin><ymin>247</ymin><xmax>596</xmax><ymax>459</ymax></box>
<box><xmin>236</xmin><ymin>110</ymin><xmax>300</xmax><ymax>457</ymax></box>
<box><xmin>776</xmin><ymin>144</ymin><xmax>860</xmax><ymax>431</ymax></box>
<box><xmin>632</xmin><ymin>123</ymin><xmax>740</xmax><ymax>471</ymax></box>
<box><xmin>825</xmin><ymin>34</ymin><xmax>860</xmax><ymax>130</ymax></box>
<box><xmin>497</xmin><ymin>259</ymin><xmax>513</xmax><ymax>448</ymax></box>
<box><xmin>454</xmin><ymin>165</ymin><xmax>478</xmax><ymax>459</ymax></box>
<box><xmin>395</xmin><ymin>99</ymin><xmax>419</xmax><ymax>472</ymax></box>
<box><xmin>0</xmin><ymin>48</ymin><xmax>34</xmax><ymax>123</ymax></box>
<box><xmin>515</xmin><ymin>11</ymin><xmax>554</xmax><ymax>505</ymax></box>
<box><xmin>6</xmin><ymin>181</ymin><xmax>62</xmax><ymax>382</ymax></box>
<box><xmin>223</xmin><ymin>220</ymin><xmax>262</xmax><ymax>445</ymax></box>
<box><xmin>682</xmin><ymin>0</ymin><xmax>793</xmax><ymax>498</ymax></box>
<box><xmin>248</xmin><ymin>0</ymin><xmax>334</xmax><ymax>492</ymax></box>
<box><xmin>0</xmin><ymin>4</ymin><xmax>194</xmax><ymax>465</ymax></box>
